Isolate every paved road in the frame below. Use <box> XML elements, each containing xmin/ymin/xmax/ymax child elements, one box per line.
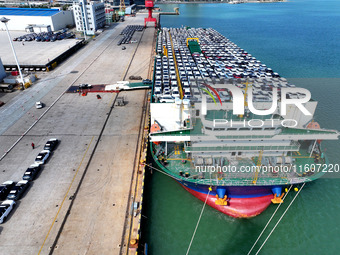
<box><xmin>0</xmin><ymin>23</ymin><xmax>121</xmax><ymax>136</ymax></box>
<box><xmin>0</xmin><ymin>13</ymin><xmax>154</xmax><ymax>255</ymax></box>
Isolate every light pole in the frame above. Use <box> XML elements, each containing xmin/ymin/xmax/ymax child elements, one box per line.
<box><xmin>0</xmin><ymin>17</ymin><xmax>25</xmax><ymax>90</ymax></box>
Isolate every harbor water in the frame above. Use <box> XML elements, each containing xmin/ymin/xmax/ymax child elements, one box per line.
<box><xmin>142</xmin><ymin>0</ymin><xmax>340</xmax><ymax>254</ymax></box>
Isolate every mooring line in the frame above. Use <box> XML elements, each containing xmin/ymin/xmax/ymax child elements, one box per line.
<box><xmin>247</xmin><ymin>185</ymin><xmax>293</xmax><ymax>255</ymax></box>
<box><xmin>254</xmin><ymin>183</ymin><xmax>306</xmax><ymax>255</ymax></box>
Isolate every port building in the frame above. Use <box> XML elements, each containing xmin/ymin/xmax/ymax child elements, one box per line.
<box><xmin>0</xmin><ymin>58</ymin><xmax>5</xmax><ymax>82</ymax></box>
<box><xmin>73</xmin><ymin>0</ymin><xmax>106</xmax><ymax>35</ymax></box>
<box><xmin>0</xmin><ymin>7</ymin><xmax>74</xmax><ymax>31</ymax></box>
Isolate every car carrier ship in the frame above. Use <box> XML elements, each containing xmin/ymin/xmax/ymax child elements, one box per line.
<box><xmin>149</xmin><ymin>27</ymin><xmax>339</xmax><ymax>218</ymax></box>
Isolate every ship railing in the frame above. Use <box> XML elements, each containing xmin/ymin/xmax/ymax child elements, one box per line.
<box><xmin>184</xmin><ymin>162</ymin><xmax>313</xmax><ymax>186</ymax></box>
<box><xmin>186</xmin><ymin>144</ymin><xmax>300</xmax><ymax>152</ymax></box>
<box><xmin>279</xmin><ymin>127</ymin><xmax>339</xmax><ymax>136</ymax></box>
<box><xmin>215</xmin><ymin>135</ymin><xmax>274</xmax><ymax>139</ymax></box>
<box><xmin>188</xmin><ymin>176</ymin><xmax>312</xmax><ymax>186</ymax></box>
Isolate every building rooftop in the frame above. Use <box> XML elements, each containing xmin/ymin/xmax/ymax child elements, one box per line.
<box><xmin>0</xmin><ymin>8</ymin><xmax>60</xmax><ymax>17</ymax></box>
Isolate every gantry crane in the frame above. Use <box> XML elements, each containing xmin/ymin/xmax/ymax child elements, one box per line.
<box><xmin>145</xmin><ymin>0</ymin><xmax>157</xmax><ymax>27</ymax></box>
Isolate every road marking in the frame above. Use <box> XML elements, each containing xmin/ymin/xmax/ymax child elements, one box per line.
<box><xmin>37</xmin><ymin>136</ymin><xmax>94</xmax><ymax>255</ymax></box>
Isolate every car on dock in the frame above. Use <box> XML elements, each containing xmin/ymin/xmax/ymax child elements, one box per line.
<box><xmin>35</xmin><ymin>101</ymin><xmax>43</xmax><ymax>109</ymax></box>
<box><xmin>23</xmin><ymin>164</ymin><xmax>42</xmax><ymax>181</ymax></box>
<box><xmin>6</xmin><ymin>180</ymin><xmax>30</xmax><ymax>201</ymax></box>
<box><xmin>34</xmin><ymin>150</ymin><xmax>50</xmax><ymax>165</ymax></box>
<box><xmin>43</xmin><ymin>138</ymin><xmax>59</xmax><ymax>151</ymax></box>
<box><xmin>0</xmin><ymin>200</ymin><xmax>16</xmax><ymax>224</ymax></box>
<box><xmin>0</xmin><ymin>181</ymin><xmax>16</xmax><ymax>200</ymax></box>
<box><xmin>78</xmin><ymin>84</ymin><xmax>92</xmax><ymax>89</ymax></box>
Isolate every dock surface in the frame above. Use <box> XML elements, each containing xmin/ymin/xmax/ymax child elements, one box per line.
<box><xmin>0</xmin><ymin>13</ymin><xmax>155</xmax><ymax>255</ymax></box>
<box><xmin>0</xmin><ymin>31</ymin><xmax>80</xmax><ymax>69</ymax></box>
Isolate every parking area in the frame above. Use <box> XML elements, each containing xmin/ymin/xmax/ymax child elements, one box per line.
<box><xmin>0</xmin><ymin>31</ymin><xmax>80</xmax><ymax>67</ymax></box>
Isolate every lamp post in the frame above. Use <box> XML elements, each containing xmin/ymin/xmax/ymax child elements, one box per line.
<box><xmin>0</xmin><ymin>17</ymin><xmax>25</xmax><ymax>90</ymax></box>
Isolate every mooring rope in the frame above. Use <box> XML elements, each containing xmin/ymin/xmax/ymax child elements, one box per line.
<box><xmin>247</xmin><ymin>184</ymin><xmax>293</xmax><ymax>255</ymax></box>
<box><xmin>254</xmin><ymin>183</ymin><xmax>306</xmax><ymax>255</ymax></box>
<box><xmin>185</xmin><ymin>187</ymin><xmax>211</xmax><ymax>255</ymax></box>
<box><xmin>144</xmin><ymin>162</ymin><xmax>211</xmax><ymax>255</ymax></box>
<box><xmin>143</xmin><ymin>163</ymin><xmax>182</xmax><ymax>181</ymax></box>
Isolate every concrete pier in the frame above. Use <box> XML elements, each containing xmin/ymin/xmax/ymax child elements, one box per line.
<box><xmin>0</xmin><ymin>31</ymin><xmax>83</xmax><ymax>71</ymax></box>
<box><xmin>0</xmin><ymin>13</ymin><xmax>156</xmax><ymax>254</ymax></box>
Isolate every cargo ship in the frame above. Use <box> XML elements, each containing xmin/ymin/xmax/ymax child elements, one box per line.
<box><xmin>149</xmin><ymin>27</ymin><xmax>339</xmax><ymax>218</ymax></box>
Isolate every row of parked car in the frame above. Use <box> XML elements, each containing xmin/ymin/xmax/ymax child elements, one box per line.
<box><xmin>153</xmin><ymin>27</ymin><xmax>284</xmax><ymax>103</ymax></box>
<box><xmin>0</xmin><ymin>138</ymin><xmax>59</xmax><ymax>224</ymax></box>
<box><xmin>13</xmin><ymin>31</ymin><xmax>74</xmax><ymax>42</ymax></box>
<box><xmin>117</xmin><ymin>25</ymin><xmax>143</xmax><ymax>46</ymax></box>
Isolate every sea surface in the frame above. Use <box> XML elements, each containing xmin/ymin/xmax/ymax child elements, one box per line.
<box><xmin>142</xmin><ymin>1</ymin><xmax>340</xmax><ymax>254</ymax></box>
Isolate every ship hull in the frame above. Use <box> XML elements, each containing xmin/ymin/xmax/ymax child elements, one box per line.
<box><xmin>179</xmin><ymin>182</ymin><xmax>274</xmax><ymax>218</ymax></box>
<box><xmin>151</xmin><ymin>145</ymin><xmax>281</xmax><ymax>218</ymax></box>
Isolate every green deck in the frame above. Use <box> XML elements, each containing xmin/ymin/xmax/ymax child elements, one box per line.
<box><xmin>151</xmin><ymin>141</ymin><xmax>327</xmax><ymax>187</ymax></box>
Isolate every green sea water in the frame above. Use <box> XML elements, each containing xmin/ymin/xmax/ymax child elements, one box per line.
<box><xmin>142</xmin><ymin>1</ymin><xmax>340</xmax><ymax>254</ymax></box>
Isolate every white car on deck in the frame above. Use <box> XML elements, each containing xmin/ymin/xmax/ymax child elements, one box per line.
<box><xmin>159</xmin><ymin>95</ymin><xmax>175</xmax><ymax>103</ymax></box>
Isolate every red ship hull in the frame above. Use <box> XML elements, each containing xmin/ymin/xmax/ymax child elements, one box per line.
<box><xmin>181</xmin><ymin>184</ymin><xmax>273</xmax><ymax>218</ymax></box>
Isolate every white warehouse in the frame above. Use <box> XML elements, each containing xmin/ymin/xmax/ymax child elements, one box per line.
<box><xmin>73</xmin><ymin>0</ymin><xmax>105</xmax><ymax>36</ymax></box>
<box><xmin>0</xmin><ymin>7</ymin><xmax>74</xmax><ymax>31</ymax></box>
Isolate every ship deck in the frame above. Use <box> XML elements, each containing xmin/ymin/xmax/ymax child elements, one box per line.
<box><xmin>153</xmin><ymin>141</ymin><xmax>326</xmax><ymax>187</ymax></box>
